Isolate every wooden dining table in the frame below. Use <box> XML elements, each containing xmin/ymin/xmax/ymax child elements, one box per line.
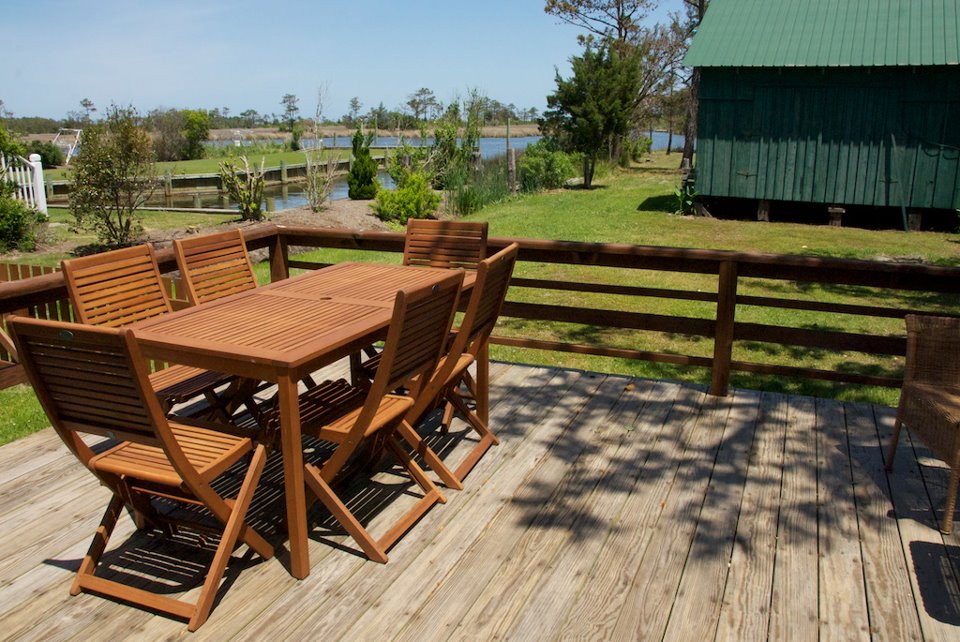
<box><xmin>133</xmin><ymin>262</ymin><xmax>477</xmax><ymax>579</ymax></box>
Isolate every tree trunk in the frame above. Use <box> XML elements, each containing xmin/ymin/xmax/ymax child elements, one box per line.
<box><xmin>583</xmin><ymin>155</ymin><xmax>595</xmax><ymax>189</ymax></box>
<box><xmin>681</xmin><ymin>68</ymin><xmax>700</xmax><ymax>169</ymax></box>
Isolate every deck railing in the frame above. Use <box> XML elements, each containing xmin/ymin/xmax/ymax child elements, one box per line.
<box><xmin>1</xmin><ymin>152</ymin><xmax>47</xmax><ymax>215</ymax></box>
<box><xmin>1</xmin><ymin>223</ymin><xmax>959</xmax><ymax>395</ymax></box>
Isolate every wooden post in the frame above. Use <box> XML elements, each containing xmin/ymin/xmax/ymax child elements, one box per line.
<box><xmin>280</xmin><ymin>160</ymin><xmax>288</xmax><ymax>184</ymax></box>
<box><xmin>269</xmin><ymin>232</ymin><xmax>289</xmax><ymax>282</ymax></box>
<box><xmin>265</xmin><ymin>196</ymin><xmax>276</xmax><ymax>212</ymax></box>
<box><xmin>27</xmin><ymin>154</ymin><xmax>47</xmax><ymax>215</ymax></box>
<box><xmin>220</xmin><ymin>194</ymin><xmax>230</xmax><ymax>209</ymax></box>
<box><xmin>757</xmin><ymin>199</ymin><xmax>771</xmax><ymax>222</ymax></box>
<box><xmin>508</xmin><ymin>148</ymin><xmax>517</xmax><ymax>196</ymax></box>
<box><xmin>907</xmin><ymin>209</ymin><xmax>922</xmax><ymax>231</ymax></box>
<box><xmin>192</xmin><ymin>193</ymin><xmax>202</xmax><ymax>209</ymax></box>
<box><xmin>163</xmin><ymin>171</ymin><xmax>173</xmax><ymax>198</ymax></box>
<box><xmin>828</xmin><ymin>206</ymin><xmax>844</xmax><ymax>227</ymax></box>
<box><xmin>711</xmin><ymin>260</ymin><xmax>738</xmax><ymax>397</ymax></box>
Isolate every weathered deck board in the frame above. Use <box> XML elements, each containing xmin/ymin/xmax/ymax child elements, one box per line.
<box><xmin>0</xmin><ymin>364</ymin><xmax>957</xmax><ymax>640</ymax></box>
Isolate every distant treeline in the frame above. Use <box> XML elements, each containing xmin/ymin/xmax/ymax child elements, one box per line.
<box><xmin>1</xmin><ymin>95</ymin><xmax>540</xmax><ymax>136</ymax></box>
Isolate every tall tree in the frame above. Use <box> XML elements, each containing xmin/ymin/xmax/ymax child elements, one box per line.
<box><xmin>79</xmin><ymin>98</ymin><xmax>96</xmax><ymax>121</ymax></box>
<box><xmin>349</xmin><ymin>97</ymin><xmax>362</xmax><ymax>122</ymax></box>
<box><xmin>544</xmin><ymin>0</ymin><xmax>652</xmax><ymax>47</ymax></box>
<box><xmin>406</xmin><ymin>88</ymin><xmax>437</xmax><ymax>121</ymax></box>
<box><xmin>542</xmin><ymin>42</ymin><xmax>642</xmax><ymax>188</ymax></box>
<box><xmin>280</xmin><ymin>93</ymin><xmax>300</xmax><ymax>131</ymax></box>
<box><xmin>678</xmin><ymin>0</ymin><xmax>708</xmax><ymax>169</ymax></box>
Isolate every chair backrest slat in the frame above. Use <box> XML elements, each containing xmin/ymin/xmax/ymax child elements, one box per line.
<box><xmin>403</xmin><ymin>220</ymin><xmax>488</xmax><ymax>271</ymax></box>
<box><xmin>10</xmin><ymin>318</ymin><xmax>162</xmax><ymax>446</ymax></box>
<box><xmin>62</xmin><ymin>245</ymin><xmax>172</xmax><ymax>327</ymax></box>
<box><xmin>174</xmin><ymin>230</ymin><xmax>258</xmax><ymax>305</ymax></box>
<box><xmin>459</xmin><ymin>243</ymin><xmax>519</xmax><ymax>354</ymax></box>
<box><xmin>355</xmin><ymin>272</ymin><xmax>463</xmax><ymax>434</ymax></box>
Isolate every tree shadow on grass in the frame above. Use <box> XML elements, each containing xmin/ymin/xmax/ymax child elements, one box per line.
<box><xmin>637</xmin><ymin>194</ymin><xmax>675</xmax><ymax>213</ymax></box>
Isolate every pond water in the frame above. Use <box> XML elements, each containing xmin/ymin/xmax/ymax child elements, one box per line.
<box><xmin>191</xmin><ymin>131</ymin><xmax>688</xmax><ymax>212</ymax></box>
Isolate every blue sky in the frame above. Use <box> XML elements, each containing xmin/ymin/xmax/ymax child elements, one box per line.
<box><xmin>1</xmin><ymin>0</ymin><xmax>682</xmax><ymax>120</ymax></box>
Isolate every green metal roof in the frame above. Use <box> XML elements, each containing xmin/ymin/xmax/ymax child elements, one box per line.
<box><xmin>684</xmin><ymin>0</ymin><xmax>960</xmax><ymax>67</ymax></box>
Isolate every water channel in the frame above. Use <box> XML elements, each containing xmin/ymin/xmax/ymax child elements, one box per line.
<box><xmin>190</xmin><ymin>132</ymin><xmax>686</xmax><ymax>212</ymax></box>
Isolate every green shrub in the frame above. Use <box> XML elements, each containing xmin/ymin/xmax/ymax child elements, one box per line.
<box><xmin>0</xmin><ymin>197</ymin><xmax>42</xmax><ymax>252</ymax></box>
<box><xmin>69</xmin><ymin>106</ymin><xmax>157</xmax><ymax>246</ymax></box>
<box><xmin>25</xmin><ymin>141</ymin><xmax>65</xmax><ymax>167</ymax></box>
<box><xmin>182</xmin><ymin>110</ymin><xmax>210</xmax><ymax>160</ymax></box>
<box><xmin>374</xmin><ymin>171</ymin><xmax>440</xmax><ymax>223</ymax></box>
<box><xmin>347</xmin><ymin>128</ymin><xmax>379</xmax><ymax>199</ymax></box>
<box><xmin>619</xmin><ymin>136</ymin><xmax>652</xmax><ymax>167</ymax></box>
<box><xmin>446</xmin><ymin>157</ymin><xmax>511</xmax><ymax>216</ymax></box>
<box><xmin>219</xmin><ymin>156</ymin><xmax>265</xmax><ymax>221</ymax></box>
<box><xmin>518</xmin><ymin>140</ymin><xmax>578</xmax><ymax>192</ymax></box>
<box><xmin>0</xmin><ymin>124</ymin><xmax>25</xmax><ymax>157</ymax></box>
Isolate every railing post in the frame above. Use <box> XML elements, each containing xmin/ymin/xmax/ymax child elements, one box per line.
<box><xmin>711</xmin><ymin>260</ymin><xmax>738</xmax><ymax>396</ymax></box>
<box><xmin>269</xmin><ymin>232</ymin><xmax>289</xmax><ymax>282</ymax></box>
<box><xmin>28</xmin><ymin>154</ymin><xmax>47</xmax><ymax>215</ymax></box>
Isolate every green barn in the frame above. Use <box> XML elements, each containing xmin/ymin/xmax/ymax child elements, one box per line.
<box><xmin>684</xmin><ymin>0</ymin><xmax>960</xmax><ymax>226</ymax></box>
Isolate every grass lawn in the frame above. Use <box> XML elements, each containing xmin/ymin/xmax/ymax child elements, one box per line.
<box><xmin>2</xmin><ymin>151</ymin><xmax>959</xmax><ymax>444</ymax></box>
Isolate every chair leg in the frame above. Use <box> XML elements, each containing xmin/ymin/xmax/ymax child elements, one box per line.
<box><xmin>440</xmin><ymin>402</ymin><xmax>455</xmax><ymax>434</ymax></box>
<box><xmin>189</xmin><ymin>444</ymin><xmax>270</xmax><ymax>631</ymax></box>
<box><xmin>885</xmin><ymin>418</ymin><xmax>903</xmax><ymax>471</ymax></box>
<box><xmin>446</xmin><ymin>391</ymin><xmax>500</xmax><ymax>483</ymax></box>
<box><xmin>376</xmin><ymin>435</ymin><xmax>446</xmax><ymax>552</ymax></box>
<box><xmin>304</xmin><ymin>463</ymin><xmax>389</xmax><ymax>563</ymax></box>
<box><xmin>942</xmin><ymin>466</ymin><xmax>959</xmax><ymax>535</ymax></box>
<box><xmin>396</xmin><ymin>420</ymin><xmax>463</xmax><ymax>490</ymax></box>
<box><xmin>72</xmin><ymin>494</ymin><xmax>124</xmax><ymax>596</ymax></box>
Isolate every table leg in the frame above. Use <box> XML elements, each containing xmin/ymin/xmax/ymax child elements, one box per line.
<box><xmin>279</xmin><ymin>374</ymin><xmax>309</xmax><ymax>579</ymax></box>
<box><xmin>477</xmin><ymin>339</ymin><xmax>489</xmax><ymax>425</ymax></box>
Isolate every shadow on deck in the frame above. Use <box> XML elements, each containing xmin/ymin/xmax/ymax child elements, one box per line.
<box><xmin>0</xmin><ymin>361</ymin><xmax>958</xmax><ymax>640</ymax></box>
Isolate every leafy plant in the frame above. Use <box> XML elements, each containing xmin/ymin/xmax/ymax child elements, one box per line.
<box><xmin>347</xmin><ymin>128</ymin><xmax>379</xmax><ymax>200</ymax></box>
<box><xmin>69</xmin><ymin>106</ymin><xmax>157</xmax><ymax>246</ymax></box>
<box><xmin>518</xmin><ymin>139</ymin><xmax>578</xmax><ymax>192</ymax></box>
<box><xmin>374</xmin><ymin>171</ymin><xmax>440</xmax><ymax>223</ymax></box>
<box><xmin>219</xmin><ymin>156</ymin><xmax>266</xmax><ymax>221</ymax></box>
<box><xmin>182</xmin><ymin>109</ymin><xmax>209</xmax><ymax>160</ymax></box>
<box><xmin>0</xmin><ymin>196</ymin><xmax>42</xmax><ymax>251</ymax></box>
<box><xmin>674</xmin><ymin>182</ymin><xmax>698</xmax><ymax>215</ymax></box>
<box><xmin>304</xmin><ymin>151</ymin><xmax>340</xmax><ymax>212</ymax></box>
<box><xmin>25</xmin><ymin>141</ymin><xmax>65</xmax><ymax>167</ymax></box>
<box><xmin>446</xmin><ymin>156</ymin><xmax>511</xmax><ymax>216</ymax></box>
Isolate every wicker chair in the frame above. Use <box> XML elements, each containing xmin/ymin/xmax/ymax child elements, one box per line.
<box><xmin>886</xmin><ymin>314</ymin><xmax>960</xmax><ymax>534</ymax></box>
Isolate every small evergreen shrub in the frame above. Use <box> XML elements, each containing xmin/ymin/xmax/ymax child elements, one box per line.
<box><xmin>374</xmin><ymin>171</ymin><xmax>440</xmax><ymax>223</ymax></box>
<box><xmin>25</xmin><ymin>141</ymin><xmax>65</xmax><ymax>167</ymax></box>
<box><xmin>518</xmin><ymin>140</ymin><xmax>578</xmax><ymax>192</ymax></box>
<box><xmin>0</xmin><ymin>197</ymin><xmax>41</xmax><ymax>252</ymax></box>
<box><xmin>347</xmin><ymin>128</ymin><xmax>378</xmax><ymax>199</ymax></box>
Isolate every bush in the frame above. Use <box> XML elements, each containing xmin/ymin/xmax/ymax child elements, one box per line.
<box><xmin>0</xmin><ymin>124</ymin><xmax>25</xmax><ymax>157</ymax></box>
<box><xmin>518</xmin><ymin>140</ymin><xmax>578</xmax><ymax>192</ymax></box>
<box><xmin>446</xmin><ymin>157</ymin><xmax>511</xmax><ymax>216</ymax></box>
<box><xmin>219</xmin><ymin>156</ymin><xmax>265</xmax><ymax>221</ymax></box>
<box><xmin>347</xmin><ymin>128</ymin><xmax>379</xmax><ymax>199</ymax></box>
<box><xmin>0</xmin><ymin>197</ymin><xmax>42</xmax><ymax>252</ymax></box>
<box><xmin>182</xmin><ymin>110</ymin><xmax>209</xmax><ymax>160</ymax></box>
<box><xmin>374</xmin><ymin>171</ymin><xmax>440</xmax><ymax>223</ymax></box>
<box><xmin>619</xmin><ymin>136</ymin><xmax>652</xmax><ymax>167</ymax></box>
<box><xmin>69</xmin><ymin>106</ymin><xmax>157</xmax><ymax>246</ymax></box>
<box><xmin>25</xmin><ymin>141</ymin><xmax>65</xmax><ymax>168</ymax></box>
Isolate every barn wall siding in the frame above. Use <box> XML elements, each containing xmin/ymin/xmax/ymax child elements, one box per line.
<box><xmin>696</xmin><ymin>67</ymin><xmax>960</xmax><ymax>209</ymax></box>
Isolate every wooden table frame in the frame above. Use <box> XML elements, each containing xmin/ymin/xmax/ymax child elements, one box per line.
<box><xmin>133</xmin><ymin>262</ymin><xmax>477</xmax><ymax>579</ymax></box>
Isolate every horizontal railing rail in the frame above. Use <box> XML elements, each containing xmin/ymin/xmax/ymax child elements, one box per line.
<box><xmin>2</xmin><ymin>223</ymin><xmax>959</xmax><ymax>396</ymax></box>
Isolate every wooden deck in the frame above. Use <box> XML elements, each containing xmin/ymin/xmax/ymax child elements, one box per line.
<box><xmin>1</xmin><ymin>362</ymin><xmax>959</xmax><ymax>640</ymax></box>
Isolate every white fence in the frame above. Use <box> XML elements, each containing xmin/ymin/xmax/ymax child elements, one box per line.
<box><xmin>0</xmin><ymin>152</ymin><xmax>47</xmax><ymax>215</ymax></box>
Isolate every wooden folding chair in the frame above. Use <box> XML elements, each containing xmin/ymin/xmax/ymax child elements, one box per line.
<box><xmin>402</xmin><ymin>219</ymin><xmax>488</xmax><ymax>270</ymax></box>
<box><xmin>173</xmin><ymin>229</ymin><xmax>258</xmax><ymax>306</ymax></box>
<box><xmin>262</xmin><ymin>271</ymin><xmax>464</xmax><ymax>563</ymax></box>
<box><xmin>61</xmin><ymin>244</ymin><xmax>233</xmax><ymax>414</ymax></box>
<box><xmin>399</xmin><ymin>243</ymin><xmax>519</xmax><ymax>485</ymax></box>
<box><xmin>350</xmin><ymin>219</ymin><xmax>489</xmax><ymax>385</ymax></box>
<box><xmin>9</xmin><ymin>317</ymin><xmax>273</xmax><ymax>631</ymax></box>
<box><xmin>886</xmin><ymin>314</ymin><xmax>960</xmax><ymax>533</ymax></box>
